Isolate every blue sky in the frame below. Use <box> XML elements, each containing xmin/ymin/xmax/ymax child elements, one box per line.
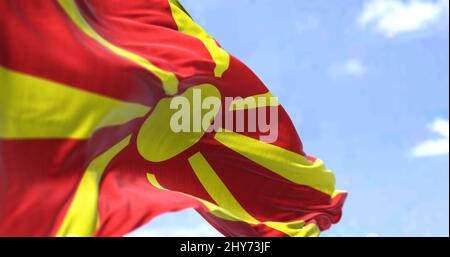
<box><xmin>129</xmin><ymin>0</ymin><xmax>449</xmax><ymax>237</ymax></box>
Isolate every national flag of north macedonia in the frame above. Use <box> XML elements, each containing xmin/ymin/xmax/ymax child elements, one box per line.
<box><xmin>0</xmin><ymin>0</ymin><xmax>347</xmax><ymax>237</ymax></box>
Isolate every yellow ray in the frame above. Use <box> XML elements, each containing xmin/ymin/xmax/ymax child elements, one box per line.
<box><xmin>188</xmin><ymin>152</ymin><xmax>258</xmax><ymax>224</ymax></box>
<box><xmin>214</xmin><ymin>130</ymin><xmax>336</xmax><ymax>195</ymax></box>
<box><xmin>58</xmin><ymin>0</ymin><xmax>179</xmax><ymax>95</ymax></box>
<box><xmin>0</xmin><ymin>67</ymin><xmax>149</xmax><ymax>139</ymax></box>
<box><xmin>228</xmin><ymin>92</ymin><xmax>280</xmax><ymax>111</ymax></box>
<box><xmin>56</xmin><ymin>135</ymin><xmax>131</xmax><ymax>237</ymax></box>
<box><xmin>146</xmin><ymin>173</ymin><xmax>245</xmax><ymax>223</ymax></box>
<box><xmin>168</xmin><ymin>0</ymin><xmax>230</xmax><ymax>77</ymax></box>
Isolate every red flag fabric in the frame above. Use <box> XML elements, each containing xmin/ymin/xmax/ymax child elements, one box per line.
<box><xmin>0</xmin><ymin>0</ymin><xmax>346</xmax><ymax>237</ymax></box>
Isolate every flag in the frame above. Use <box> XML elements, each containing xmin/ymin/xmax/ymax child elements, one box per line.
<box><xmin>0</xmin><ymin>0</ymin><xmax>347</xmax><ymax>237</ymax></box>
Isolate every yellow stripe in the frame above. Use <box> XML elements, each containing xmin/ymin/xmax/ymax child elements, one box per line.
<box><xmin>168</xmin><ymin>0</ymin><xmax>230</xmax><ymax>77</ymax></box>
<box><xmin>56</xmin><ymin>135</ymin><xmax>131</xmax><ymax>237</ymax></box>
<box><xmin>214</xmin><ymin>130</ymin><xmax>336</xmax><ymax>195</ymax></box>
<box><xmin>57</xmin><ymin>0</ymin><xmax>179</xmax><ymax>95</ymax></box>
<box><xmin>146</xmin><ymin>169</ymin><xmax>319</xmax><ymax>237</ymax></box>
<box><xmin>0</xmin><ymin>67</ymin><xmax>149</xmax><ymax>139</ymax></box>
<box><xmin>229</xmin><ymin>92</ymin><xmax>280</xmax><ymax>111</ymax></box>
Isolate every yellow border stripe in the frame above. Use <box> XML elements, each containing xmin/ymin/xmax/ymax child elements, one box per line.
<box><xmin>0</xmin><ymin>67</ymin><xmax>149</xmax><ymax>139</ymax></box>
<box><xmin>57</xmin><ymin>0</ymin><xmax>179</xmax><ymax>95</ymax></box>
<box><xmin>168</xmin><ymin>0</ymin><xmax>230</xmax><ymax>77</ymax></box>
<box><xmin>56</xmin><ymin>135</ymin><xmax>131</xmax><ymax>237</ymax></box>
<box><xmin>214</xmin><ymin>130</ymin><xmax>336</xmax><ymax>195</ymax></box>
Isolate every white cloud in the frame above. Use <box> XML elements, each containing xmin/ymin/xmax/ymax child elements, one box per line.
<box><xmin>358</xmin><ymin>0</ymin><xmax>449</xmax><ymax>38</ymax></box>
<box><xmin>412</xmin><ymin>119</ymin><xmax>449</xmax><ymax>157</ymax></box>
<box><xmin>329</xmin><ymin>58</ymin><xmax>366</xmax><ymax>78</ymax></box>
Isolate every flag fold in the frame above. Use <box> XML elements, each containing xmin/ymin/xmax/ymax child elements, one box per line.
<box><xmin>0</xmin><ymin>0</ymin><xmax>346</xmax><ymax>237</ymax></box>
